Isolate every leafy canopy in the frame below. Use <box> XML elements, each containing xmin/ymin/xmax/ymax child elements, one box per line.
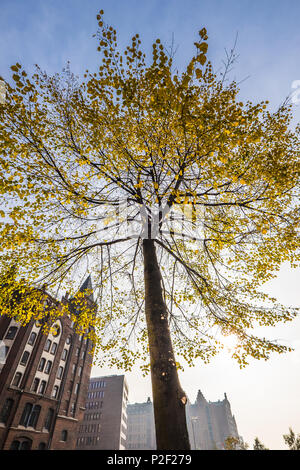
<box><xmin>0</xmin><ymin>11</ymin><xmax>299</xmax><ymax>371</ymax></box>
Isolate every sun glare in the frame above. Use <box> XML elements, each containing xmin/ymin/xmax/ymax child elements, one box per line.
<box><xmin>220</xmin><ymin>334</ymin><xmax>239</xmax><ymax>352</ymax></box>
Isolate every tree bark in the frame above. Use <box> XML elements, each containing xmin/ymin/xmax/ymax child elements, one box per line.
<box><xmin>142</xmin><ymin>238</ymin><xmax>190</xmax><ymax>450</ymax></box>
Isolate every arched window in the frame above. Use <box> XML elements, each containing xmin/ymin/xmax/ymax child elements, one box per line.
<box><xmin>0</xmin><ymin>398</ymin><xmax>14</xmax><ymax>424</ymax></box>
<box><xmin>10</xmin><ymin>437</ymin><xmax>32</xmax><ymax>450</ymax></box>
<box><xmin>19</xmin><ymin>403</ymin><xmax>41</xmax><ymax>428</ymax></box>
<box><xmin>20</xmin><ymin>351</ymin><xmax>30</xmax><ymax>366</ymax></box>
<box><xmin>19</xmin><ymin>403</ymin><xmax>33</xmax><ymax>427</ymax></box>
<box><xmin>44</xmin><ymin>360</ymin><xmax>52</xmax><ymax>374</ymax></box>
<box><xmin>12</xmin><ymin>372</ymin><xmax>22</xmax><ymax>387</ymax></box>
<box><xmin>57</xmin><ymin>366</ymin><xmax>64</xmax><ymax>379</ymax></box>
<box><xmin>61</xmin><ymin>430</ymin><xmax>68</xmax><ymax>442</ymax></box>
<box><xmin>20</xmin><ymin>439</ymin><xmax>32</xmax><ymax>450</ymax></box>
<box><xmin>61</xmin><ymin>349</ymin><xmax>68</xmax><ymax>361</ymax></box>
<box><xmin>28</xmin><ymin>405</ymin><xmax>41</xmax><ymax>428</ymax></box>
<box><xmin>39</xmin><ymin>380</ymin><xmax>47</xmax><ymax>395</ymax></box>
<box><xmin>50</xmin><ymin>343</ymin><xmax>57</xmax><ymax>355</ymax></box>
<box><xmin>10</xmin><ymin>440</ymin><xmax>20</xmax><ymax>450</ymax></box>
<box><xmin>5</xmin><ymin>326</ymin><xmax>18</xmax><ymax>340</ymax></box>
<box><xmin>31</xmin><ymin>378</ymin><xmax>40</xmax><ymax>392</ymax></box>
<box><xmin>44</xmin><ymin>339</ymin><xmax>51</xmax><ymax>352</ymax></box>
<box><xmin>66</xmin><ymin>335</ymin><xmax>71</xmax><ymax>345</ymax></box>
<box><xmin>52</xmin><ymin>385</ymin><xmax>59</xmax><ymax>399</ymax></box>
<box><xmin>38</xmin><ymin>442</ymin><xmax>46</xmax><ymax>450</ymax></box>
<box><xmin>44</xmin><ymin>408</ymin><xmax>54</xmax><ymax>431</ymax></box>
<box><xmin>51</xmin><ymin>323</ymin><xmax>61</xmax><ymax>337</ymax></box>
<box><xmin>38</xmin><ymin>357</ymin><xmax>46</xmax><ymax>372</ymax></box>
<box><xmin>28</xmin><ymin>332</ymin><xmax>37</xmax><ymax>346</ymax></box>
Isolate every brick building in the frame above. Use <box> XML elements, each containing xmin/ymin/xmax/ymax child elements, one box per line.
<box><xmin>0</xmin><ymin>276</ymin><xmax>95</xmax><ymax>450</ymax></box>
<box><xmin>76</xmin><ymin>375</ymin><xmax>128</xmax><ymax>450</ymax></box>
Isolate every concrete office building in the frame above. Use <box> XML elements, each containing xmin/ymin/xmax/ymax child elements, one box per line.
<box><xmin>76</xmin><ymin>374</ymin><xmax>128</xmax><ymax>450</ymax></box>
<box><xmin>126</xmin><ymin>390</ymin><xmax>239</xmax><ymax>450</ymax></box>
<box><xmin>126</xmin><ymin>398</ymin><xmax>156</xmax><ymax>450</ymax></box>
<box><xmin>0</xmin><ymin>276</ymin><xmax>95</xmax><ymax>450</ymax></box>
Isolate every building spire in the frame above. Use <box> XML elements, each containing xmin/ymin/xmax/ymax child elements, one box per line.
<box><xmin>79</xmin><ymin>274</ymin><xmax>94</xmax><ymax>302</ymax></box>
<box><xmin>196</xmin><ymin>389</ymin><xmax>206</xmax><ymax>404</ymax></box>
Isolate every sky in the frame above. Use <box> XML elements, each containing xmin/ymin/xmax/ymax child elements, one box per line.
<box><xmin>1</xmin><ymin>0</ymin><xmax>300</xmax><ymax>450</ymax></box>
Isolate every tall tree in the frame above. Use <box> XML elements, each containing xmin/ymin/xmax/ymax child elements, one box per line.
<box><xmin>0</xmin><ymin>11</ymin><xmax>299</xmax><ymax>449</ymax></box>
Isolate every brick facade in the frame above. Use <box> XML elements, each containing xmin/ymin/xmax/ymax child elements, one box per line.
<box><xmin>0</xmin><ymin>277</ymin><xmax>95</xmax><ymax>450</ymax></box>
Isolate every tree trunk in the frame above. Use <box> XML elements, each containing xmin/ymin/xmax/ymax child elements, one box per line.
<box><xmin>142</xmin><ymin>238</ymin><xmax>190</xmax><ymax>450</ymax></box>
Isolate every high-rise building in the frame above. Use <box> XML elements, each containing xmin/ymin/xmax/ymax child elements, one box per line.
<box><xmin>76</xmin><ymin>374</ymin><xmax>128</xmax><ymax>450</ymax></box>
<box><xmin>126</xmin><ymin>391</ymin><xmax>240</xmax><ymax>450</ymax></box>
<box><xmin>0</xmin><ymin>276</ymin><xmax>95</xmax><ymax>450</ymax></box>
<box><xmin>127</xmin><ymin>398</ymin><xmax>156</xmax><ymax>450</ymax></box>
<box><xmin>186</xmin><ymin>390</ymin><xmax>239</xmax><ymax>449</ymax></box>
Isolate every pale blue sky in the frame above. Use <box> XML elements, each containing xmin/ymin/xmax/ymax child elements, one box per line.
<box><xmin>1</xmin><ymin>0</ymin><xmax>300</xmax><ymax>449</ymax></box>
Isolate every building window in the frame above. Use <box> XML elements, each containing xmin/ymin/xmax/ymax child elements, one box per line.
<box><xmin>12</xmin><ymin>372</ymin><xmax>22</xmax><ymax>388</ymax></box>
<box><xmin>0</xmin><ymin>344</ymin><xmax>9</xmax><ymax>362</ymax></box>
<box><xmin>44</xmin><ymin>339</ymin><xmax>52</xmax><ymax>352</ymax></box>
<box><xmin>75</xmin><ymin>347</ymin><xmax>80</xmax><ymax>356</ymax></box>
<box><xmin>0</xmin><ymin>398</ymin><xmax>14</xmax><ymax>424</ymax></box>
<box><xmin>44</xmin><ymin>408</ymin><xmax>54</xmax><ymax>431</ymax></box>
<box><xmin>20</xmin><ymin>351</ymin><xmax>30</xmax><ymax>366</ymax></box>
<box><xmin>38</xmin><ymin>442</ymin><xmax>46</xmax><ymax>450</ymax></box>
<box><xmin>78</xmin><ymin>366</ymin><xmax>82</xmax><ymax>377</ymax></box>
<box><xmin>44</xmin><ymin>360</ymin><xmax>52</xmax><ymax>374</ymax></box>
<box><xmin>72</xmin><ymin>364</ymin><xmax>76</xmax><ymax>375</ymax></box>
<box><xmin>74</xmin><ymin>383</ymin><xmax>79</xmax><ymax>395</ymax></box>
<box><xmin>50</xmin><ymin>343</ymin><xmax>57</xmax><ymax>355</ymax></box>
<box><xmin>32</xmin><ymin>378</ymin><xmax>40</xmax><ymax>392</ymax></box>
<box><xmin>51</xmin><ymin>323</ymin><xmax>61</xmax><ymax>337</ymax></box>
<box><xmin>19</xmin><ymin>403</ymin><xmax>41</xmax><ymax>428</ymax></box>
<box><xmin>28</xmin><ymin>332</ymin><xmax>37</xmax><ymax>346</ymax></box>
<box><xmin>10</xmin><ymin>438</ymin><xmax>32</xmax><ymax>450</ymax></box>
<box><xmin>61</xmin><ymin>349</ymin><xmax>68</xmax><ymax>361</ymax></box>
<box><xmin>57</xmin><ymin>366</ymin><xmax>64</xmax><ymax>379</ymax></box>
<box><xmin>52</xmin><ymin>386</ymin><xmax>59</xmax><ymax>399</ymax></box>
<box><xmin>5</xmin><ymin>326</ymin><xmax>18</xmax><ymax>340</ymax></box>
<box><xmin>39</xmin><ymin>380</ymin><xmax>47</xmax><ymax>395</ymax></box>
<box><xmin>61</xmin><ymin>430</ymin><xmax>68</xmax><ymax>442</ymax></box>
<box><xmin>28</xmin><ymin>405</ymin><xmax>41</xmax><ymax>428</ymax></box>
<box><xmin>66</xmin><ymin>336</ymin><xmax>71</xmax><ymax>345</ymax></box>
<box><xmin>38</xmin><ymin>357</ymin><xmax>46</xmax><ymax>372</ymax></box>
